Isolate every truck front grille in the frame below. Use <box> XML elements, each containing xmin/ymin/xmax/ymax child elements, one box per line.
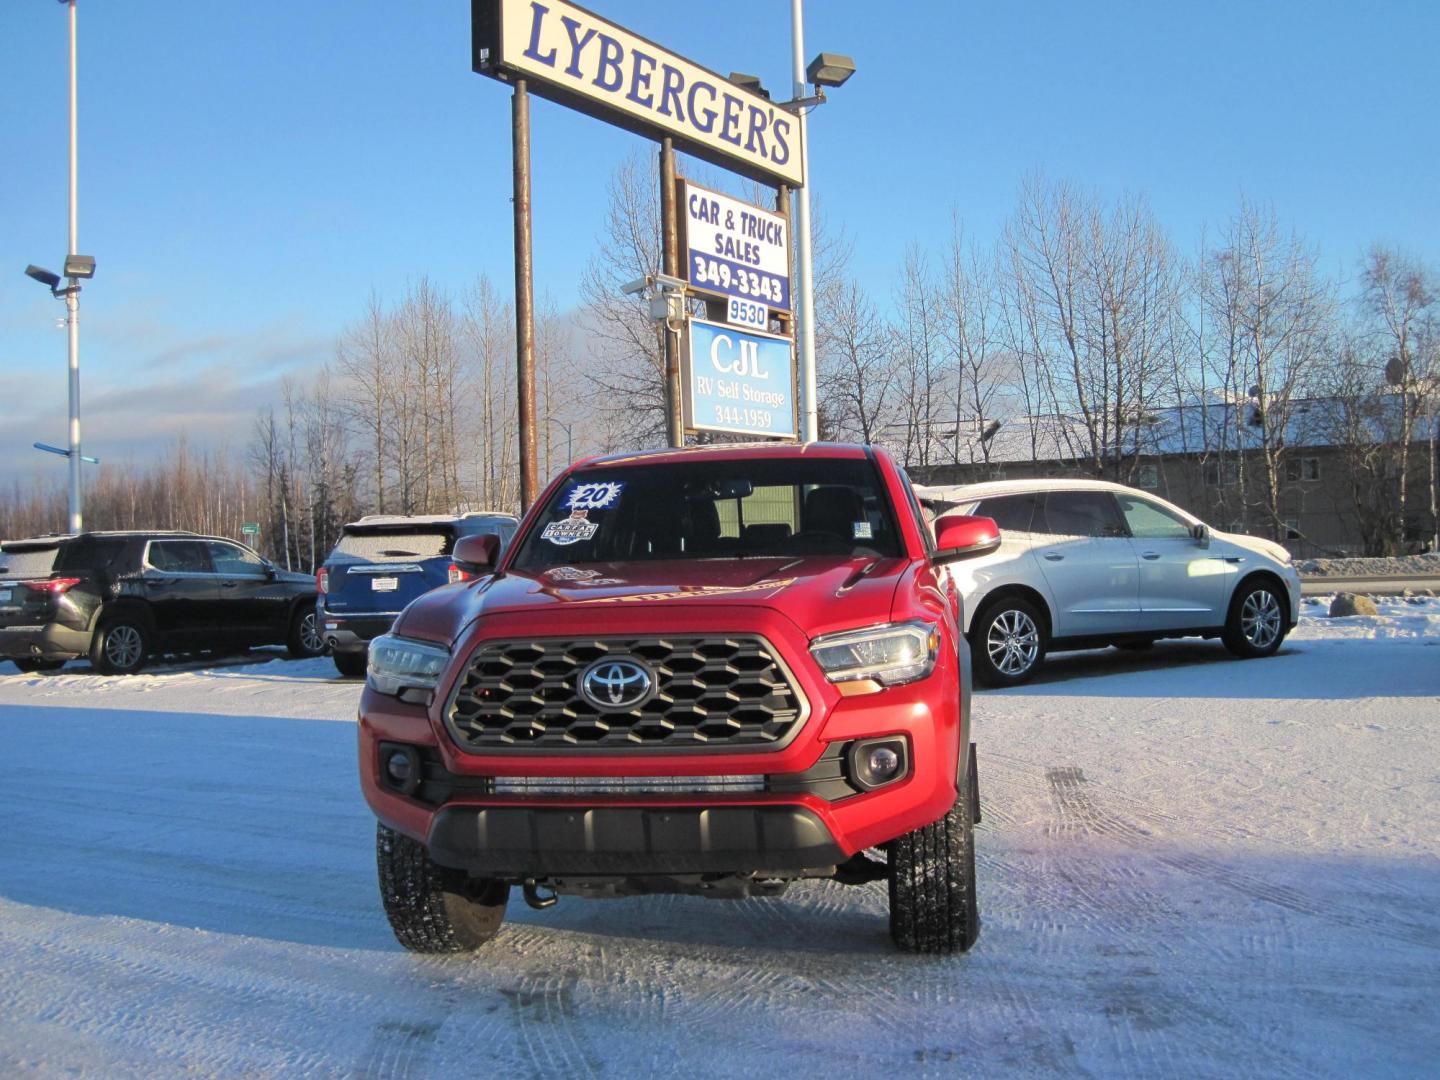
<box><xmin>445</xmin><ymin>636</ymin><xmax>807</xmax><ymax>753</ymax></box>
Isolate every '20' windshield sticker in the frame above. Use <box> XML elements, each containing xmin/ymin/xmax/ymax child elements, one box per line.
<box><xmin>541</xmin><ymin>510</ymin><xmax>599</xmax><ymax>546</ymax></box>
<box><xmin>563</xmin><ymin>481</ymin><xmax>624</xmax><ymax>511</ymax></box>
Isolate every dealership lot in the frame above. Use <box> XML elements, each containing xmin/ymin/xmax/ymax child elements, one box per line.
<box><xmin>0</xmin><ymin>600</ymin><xmax>1437</xmax><ymax>1078</ymax></box>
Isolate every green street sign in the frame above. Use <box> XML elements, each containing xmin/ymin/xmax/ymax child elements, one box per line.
<box><xmin>241</xmin><ymin>523</ymin><xmax>260</xmax><ymax>536</ymax></box>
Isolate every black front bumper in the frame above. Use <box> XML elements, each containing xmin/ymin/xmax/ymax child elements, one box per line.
<box><xmin>426</xmin><ymin>804</ymin><xmax>846</xmax><ymax>877</ymax></box>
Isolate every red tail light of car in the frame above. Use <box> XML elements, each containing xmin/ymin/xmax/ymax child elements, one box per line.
<box><xmin>317</xmin><ymin>568</ymin><xmax>329</xmax><ymax>594</ymax></box>
<box><xmin>23</xmin><ymin>577</ymin><xmax>82</xmax><ymax>595</ymax></box>
<box><xmin>447</xmin><ymin>563</ymin><xmax>475</xmax><ymax>585</ymax></box>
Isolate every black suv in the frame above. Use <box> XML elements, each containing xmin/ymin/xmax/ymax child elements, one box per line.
<box><xmin>0</xmin><ymin>531</ymin><xmax>322</xmax><ymax>675</ymax></box>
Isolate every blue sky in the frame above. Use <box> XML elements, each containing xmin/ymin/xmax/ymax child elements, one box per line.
<box><xmin>3</xmin><ymin>0</ymin><xmax>1437</xmax><ymax>479</ymax></box>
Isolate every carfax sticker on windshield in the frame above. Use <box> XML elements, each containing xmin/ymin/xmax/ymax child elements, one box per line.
<box><xmin>563</xmin><ymin>481</ymin><xmax>624</xmax><ymax>511</ymax></box>
<box><xmin>541</xmin><ymin>510</ymin><xmax>599</xmax><ymax>546</ymax></box>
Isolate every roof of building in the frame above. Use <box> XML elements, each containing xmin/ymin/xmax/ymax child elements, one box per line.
<box><xmin>925</xmin><ymin>395</ymin><xmax>1425</xmax><ymax>466</ymax></box>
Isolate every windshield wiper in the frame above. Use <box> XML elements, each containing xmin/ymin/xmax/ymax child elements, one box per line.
<box><xmin>378</xmin><ymin>548</ymin><xmax>420</xmax><ymax>557</ymax></box>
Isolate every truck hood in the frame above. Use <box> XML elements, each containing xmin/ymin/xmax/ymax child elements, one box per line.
<box><xmin>395</xmin><ymin>556</ymin><xmax>909</xmax><ymax>644</ymax></box>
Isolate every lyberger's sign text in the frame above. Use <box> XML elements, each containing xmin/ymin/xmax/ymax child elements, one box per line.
<box><xmin>474</xmin><ymin>0</ymin><xmax>803</xmax><ymax>186</ymax></box>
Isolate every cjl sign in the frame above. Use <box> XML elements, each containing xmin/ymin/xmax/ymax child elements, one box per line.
<box><xmin>684</xmin><ymin>319</ymin><xmax>796</xmax><ymax>440</ymax></box>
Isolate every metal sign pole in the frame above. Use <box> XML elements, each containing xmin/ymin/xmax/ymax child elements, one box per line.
<box><xmin>659</xmin><ymin>136</ymin><xmax>683</xmax><ymax>448</ymax></box>
<box><xmin>512</xmin><ymin>78</ymin><xmax>539</xmax><ymax>510</ymax></box>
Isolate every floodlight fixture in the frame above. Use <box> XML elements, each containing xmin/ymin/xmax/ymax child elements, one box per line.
<box><xmin>727</xmin><ymin>72</ymin><xmax>770</xmax><ymax>99</ymax></box>
<box><xmin>63</xmin><ymin>254</ymin><xmax>95</xmax><ymax>279</ymax></box>
<box><xmin>26</xmin><ymin>264</ymin><xmax>62</xmax><ymax>289</ymax></box>
<box><xmin>806</xmin><ymin>52</ymin><xmax>856</xmax><ymax>89</ymax></box>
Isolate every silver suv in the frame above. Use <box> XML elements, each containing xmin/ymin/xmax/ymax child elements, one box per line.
<box><xmin>917</xmin><ymin>479</ymin><xmax>1303</xmax><ymax>686</ymax></box>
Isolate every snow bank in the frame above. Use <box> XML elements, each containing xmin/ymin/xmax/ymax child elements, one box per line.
<box><xmin>1296</xmin><ymin>552</ymin><xmax>1440</xmax><ymax>576</ymax></box>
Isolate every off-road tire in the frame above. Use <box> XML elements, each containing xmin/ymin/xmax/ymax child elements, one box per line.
<box><xmin>1222</xmin><ymin>578</ymin><xmax>1287</xmax><ymax>659</ymax></box>
<box><xmin>287</xmin><ymin>608</ymin><xmax>325</xmax><ymax>659</ymax></box>
<box><xmin>89</xmin><ymin>618</ymin><xmax>149</xmax><ymax>675</ymax></box>
<box><xmin>333</xmin><ymin>650</ymin><xmax>369</xmax><ymax>679</ymax></box>
<box><xmin>377</xmin><ymin>824</ymin><xmax>509</xmax><ymax>953</ymax></box>
<box><xmin>971</xmin><ymin>597</ymin><xmax>1047</xmax><ymax>687</ymax></box>
<box><xmin>888</xmin><ymin>775</ymin><xmax>980</xmax><ymax>954</ymax></box>
<box><xmin>13</xmin><ymin>658</ymin><xmax>66</xmax><ymax>674</ymax></box>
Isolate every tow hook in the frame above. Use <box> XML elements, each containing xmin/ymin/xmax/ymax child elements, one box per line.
<box><xmin>522</xmin><ymin>879</ymin><xmax>559</xmax><ymax>909</ymax></box>
<box><xmin>833</xmin><ymin>852</ymin><xmax>888</xmax><ymax>885</ymax></box>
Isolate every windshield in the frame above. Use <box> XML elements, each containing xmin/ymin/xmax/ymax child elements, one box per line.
<box><xmin>0</xmin><ymin>544</ymin><xmax>61</xmax><ymax>579</ymax></box>
<box><xmin>510</xmin><ymin>457</ymin><xmax>903</xmax><ymax>571</ymax></box>
<box><xmin>333</xmin><ymin>528</ymin><xmax>453</xmax><ymax>561</ymax></box>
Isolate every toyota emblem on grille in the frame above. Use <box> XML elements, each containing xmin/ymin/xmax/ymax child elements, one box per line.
<box><xmin>580</xmin><ymin>659</ymin><xmax>653</xmax><ymax>710</ymax></box>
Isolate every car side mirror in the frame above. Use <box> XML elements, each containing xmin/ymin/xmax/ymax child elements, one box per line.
<box><xmin>452</xmin><ymin>533</ymin><xmax>501</xmax><ymax>573</ymax></box>
<box><xmin>932</xmin><ymin>515</ymin><xmax>1001</xmax><ymax>565</ymax></box>
<box><xmin>1191</xmin><ymin>523</ymin><xmax>1210</xmax><ymax>548</ymax></box>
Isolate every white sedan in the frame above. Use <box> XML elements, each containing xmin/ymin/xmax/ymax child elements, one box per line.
<box><xmin>917</xmin><ymin>479</ymin><xmax>1303</xmax><ymax>686</ymax></box>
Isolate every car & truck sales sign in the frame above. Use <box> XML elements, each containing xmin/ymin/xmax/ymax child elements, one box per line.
<box><xmin>684</xmin><ymin>320</ymin><xmax>796</xmax><ymax>440</ymax></box>
<box><xmin>681</xmin><ymin>180</ymin><xmax>791</xmax><ymax>324</ymax></box>
<box><xmin>472</xmin><ymin>0</ymin><xmax>804</xmax><ymax>187</ymax></box>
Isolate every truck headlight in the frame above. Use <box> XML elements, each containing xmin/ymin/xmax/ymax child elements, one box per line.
<box><xmin>809</xmin><ymin>620</ymin><xmax>940</xmax><ymax>686</ymax></box>
<box><xmin>367</xmin><ymin>634</ymin><xmax>451</xmax><ymax>697</ymax></box>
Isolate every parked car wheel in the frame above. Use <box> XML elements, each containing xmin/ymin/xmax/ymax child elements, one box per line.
<box><xmin>287</xmin><ymin>608</ymin><xmax>325</xmax><ymax>659</ymax></box>
<box><xmin>972</xmin><ymin>598</ymin><xmax>1047</xmax><ymax>687</ymax></box>
<box><xmin>333</xmin><ymin>650</ymin><xmax>368</xmax><ymax>679</ymax></box>
<box><xmin>377</xmin><ymin>824</ymin><xmax>509</xmax><ymax>953</ymax></box>
<box><xmin>12</xmin><ymin>658</ymin><xmax>66</xmax><ymax>674</ymax></box>
<box><xmin>1222</xmin><ymin>578</ymin><xmax>1287</xmax><ymax>659</ymax></box>
<box><xmin>90</xmin><ymin>617</ymin><xmax>149</xmax><ymax>675</ymax></box>
<box><xmin>888</xmin><ymin>773</ymin><xmax>980</xmax><ymax>954</ymax></box>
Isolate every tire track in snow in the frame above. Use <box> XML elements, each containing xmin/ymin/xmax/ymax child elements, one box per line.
<box><xmin>1043</xmin><ymin>764</ymin><xmax>1438</xmax><ymax>950</ymax></box>
<box><xmin>351</xmin><ymin>1019</ymin><xmax>441</xmax><ymax>1080</ymax></box>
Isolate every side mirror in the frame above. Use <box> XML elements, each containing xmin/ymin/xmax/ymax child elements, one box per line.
<box><xmin>452</xmin><ymin>533</ymin><xmax>501</xmax><ymax>574</ymax></box>
<box><xmin>1191</xmin><ymin>522</ymin><xmax>1210</xmax><ymax>548</ymax></box>
<box><xmin>932</xmin><ymin>515</ymin><xmax>1002</xmax><ymax>565</ymax></box>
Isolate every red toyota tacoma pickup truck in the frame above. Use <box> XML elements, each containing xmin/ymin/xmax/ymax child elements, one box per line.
<box><xmin>357</xmin><ymin>443</ymin><xmax>999</xmax><ymax>954</ymax></box>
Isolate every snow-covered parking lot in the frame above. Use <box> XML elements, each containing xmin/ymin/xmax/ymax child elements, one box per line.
<box><xmin>2</xmin><ymin>600</ymin><xmax>1438</xmax><ymax>1078</ymax></box>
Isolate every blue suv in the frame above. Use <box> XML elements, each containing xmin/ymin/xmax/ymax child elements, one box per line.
<box><xmin>316</xmin><ymin>512</ymin><xmax>519</xmax><ymax>677</ymax></box>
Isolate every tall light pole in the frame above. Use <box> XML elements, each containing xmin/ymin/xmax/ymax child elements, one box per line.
<box><xmin>65</xmin><ymin>0</ymin><xmax>81</xmax><ymax>533</ymax></box>
<box><xmin>788</xmin><ymin>2</ymin><xmax>854</xmax><ymax>444</ymax></box>
<box><xmin>25</xmin><ymin>2</ymin><xmax>92</xmax><ymax>533</ymax></box>
<box><xmin>790</xmin><ymin>0</ymin><xmax>817</xmax><ymax>443</ymax></box>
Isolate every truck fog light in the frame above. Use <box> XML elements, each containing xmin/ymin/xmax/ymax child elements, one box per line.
<box><xmin>849</xmin><ymin>736</ymin><xmax>910</xmax><ymax>791</ymax></box>
<box><xmin>379</xmin><ymin>744</ymin><xmax>421</xmax><ymax>795</ymax></box>
<box><xmin>868</xmin><ymin>746</ymin><xmax>900</xmax><ymax>779</ymax></box>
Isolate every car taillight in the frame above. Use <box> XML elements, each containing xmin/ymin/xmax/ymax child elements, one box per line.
<box><xmin>317</xmin><ymin>568</ymin><xmax>329</xmax><ymax>594</ymax></box>
<box><xmin>24</xmin><ymin>577</ymin><xmax>82</xmax><ymax>595</ymax></box>
<box><xmin>448</xmin><ymin>563</ymin><xmax>474</xmax><ymax>585</ymax></box>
